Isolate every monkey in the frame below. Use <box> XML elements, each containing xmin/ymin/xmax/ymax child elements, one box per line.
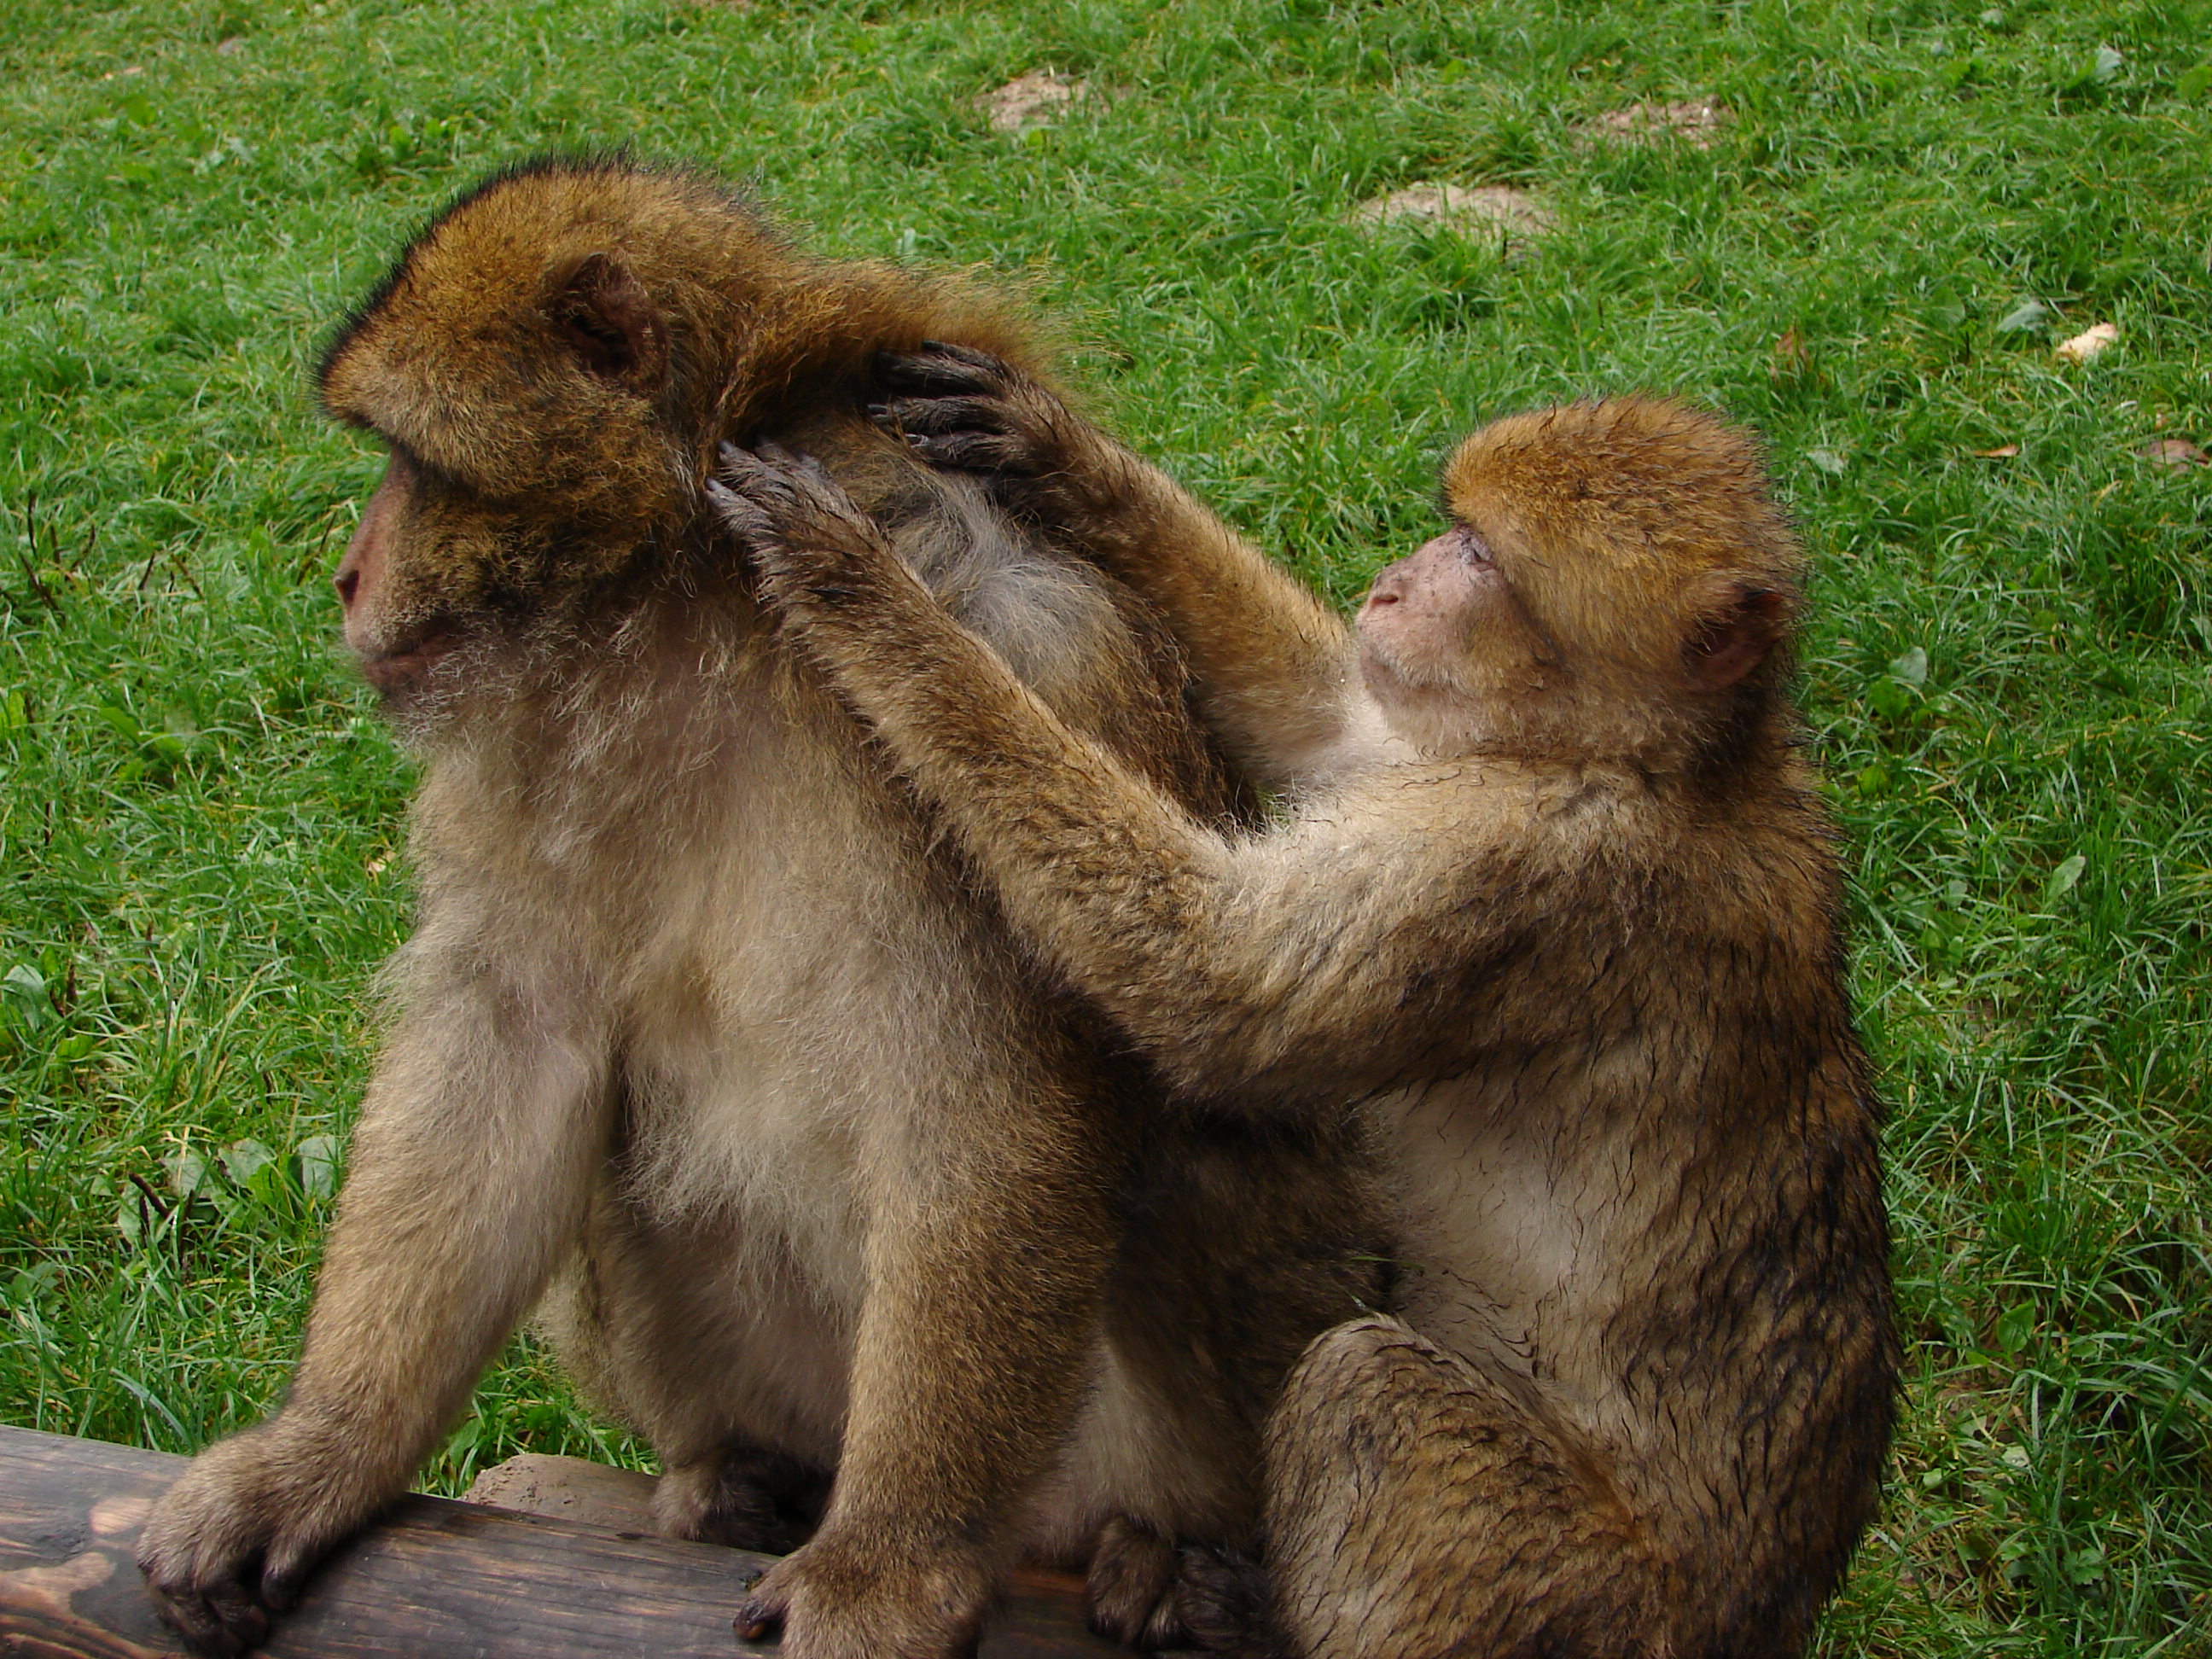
<box><xmin>133</xmin><ymin>160</ymin><xmax>1385</xmax><ymax>1659</ymax></box>
<box><xmin>706</xmin><ymin>370</ymin><xmax>1900</xmax><ymax>1659</ymax></box>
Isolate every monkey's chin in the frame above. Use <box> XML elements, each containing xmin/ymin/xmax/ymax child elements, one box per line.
<box><xmin>356</xmin><ymin>635</ymin><xmax>458</xmax><ymax>701</ymax></box>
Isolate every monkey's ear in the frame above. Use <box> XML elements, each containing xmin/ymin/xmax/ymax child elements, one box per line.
<box><xmin>1685</xmin><ymin>585</ymin><xmax>1790</xmax><ymax>689</ymax></box>
<box><xmin>549</xmin><ymin>253</ymin><xmax>667</xmax><ymax>388</ymax></box>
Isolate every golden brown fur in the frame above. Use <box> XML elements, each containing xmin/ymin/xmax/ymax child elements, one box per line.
<box><xmin>712</xmin><ymin>370</ymin><xmax>1898</xmax><ymax>1659</ymax></box>
<box><xmin>135</xmin><ymin>160</ymin><xmax>1382</xmax><ymax>1659</ymax></box>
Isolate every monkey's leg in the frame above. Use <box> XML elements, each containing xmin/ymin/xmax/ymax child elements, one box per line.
<box><xmin>1225</xmin><ymin>1315</ymin><xmax>1660</xmax><ymax>1659</ymax></box>
<box><xmin>734</xmin><ymin>1097</ymin><xmax>1116</xmax><ymax>1659</ymax></box>
<box><xmin>137</xmin><ymin>978</ymin><xmax>608</xmax><ymax>1656</ymax></box>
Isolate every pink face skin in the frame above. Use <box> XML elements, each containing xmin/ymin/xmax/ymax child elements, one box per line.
<box><xmin>1353</xmin><ymin>524</ymin><xmax>1505</xmax><ymax>698</ymax></box>
<box><xmin>332</xmin><ymin>453</ymin><xmax>458</xmax><ymax>698</ymax></box>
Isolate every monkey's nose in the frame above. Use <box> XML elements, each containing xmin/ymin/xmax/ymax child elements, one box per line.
<box><xmin>334</xmin><ymin>565</ymin><xmax>361</xmax><ymax>608</ymax></box>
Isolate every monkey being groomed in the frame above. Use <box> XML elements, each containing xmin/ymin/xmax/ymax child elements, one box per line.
<box><xmin>135</xmin><ymin>161</ymin><xmax>1386</xmax><ymax>1659</ymax></box>
<box><xmin>710</xmin><ymin>369</ymin><xmax>1901</xmax><ymax>1659</ymax></box>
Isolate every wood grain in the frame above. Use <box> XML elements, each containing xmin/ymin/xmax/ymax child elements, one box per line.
<box><xmin>0</xmin><ymin>1426</ymin><xmax>1118</xmax><ymax>1658</ymax></box>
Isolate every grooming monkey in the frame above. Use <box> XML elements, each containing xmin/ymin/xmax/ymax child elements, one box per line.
<box><xmin>136</xmin><ymin>162</ymin><xmax>1383</xmax><ymax>1658</ymax></box>
<box><xmin>710</xmin><ymin>364</ymin><xmax>1899</xmax><ymax>1659</ymax></box>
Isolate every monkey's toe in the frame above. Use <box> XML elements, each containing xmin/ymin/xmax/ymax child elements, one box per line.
<box><xmin>665</xmin><ymin>1443</ymin><xmax>830</xmax><ymax>1555</ymax></box>
<box><xmin>1086</xmin><ymin>1516</ymin><xmax>1193</xmax><ymax>1650</ymax></box>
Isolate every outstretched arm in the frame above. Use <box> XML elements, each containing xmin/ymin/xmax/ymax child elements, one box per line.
<box><xmin>873</xmin><ymin>346</ymin><xmax>1355</xmax><ymax>792</ymax></box>
<box><xmin>712</xmin><ymin>444</ymin><xmax>1508</xmax><ymax>1110</ymax></box>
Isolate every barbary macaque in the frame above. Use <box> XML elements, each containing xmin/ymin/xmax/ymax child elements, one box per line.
<box><xmin>710</xmin><ymin>365</ymin><xmax>1899</xmax><ymax>1659</ymax></box>
<box><xmin>136</xmin><ymin>163</ymin><xmax>1382</xmax><ymax>1659</ymax></box>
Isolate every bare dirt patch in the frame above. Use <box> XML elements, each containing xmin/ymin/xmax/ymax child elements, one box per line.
<box><xmin>1584</xmin><ymin>99</ymin><xmax>1731</xmax><ymax>148</ymax></box>
<box><xmin>1349</xmin><ymin>182</ymin><xmax>1553</xmax><ymax>247</ymax></box>
<box><xmin>980</xmin><ymin>72</ymin><xmax>1088</xmax><ymax>135</ymax></box>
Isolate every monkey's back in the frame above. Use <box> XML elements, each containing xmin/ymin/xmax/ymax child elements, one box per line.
<box><xmin>1365</xmin><ymin>758</ymin><xmax>1895</xmax><ymax>1655</ymax></box>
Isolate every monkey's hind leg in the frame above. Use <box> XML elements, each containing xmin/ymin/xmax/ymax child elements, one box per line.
<box><xmin>1239</xmin><ymin>1316</ymin><xmax>1660</xmax><ymax>1659</ymax></box>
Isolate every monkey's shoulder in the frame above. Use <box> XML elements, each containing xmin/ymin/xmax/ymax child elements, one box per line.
<box><xmin>1318</xmin><ymin>755</ymin><xmax>1842</xmax><ymax>951</ymax></box>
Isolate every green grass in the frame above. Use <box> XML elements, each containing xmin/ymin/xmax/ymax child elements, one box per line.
<box><xmin>2</xmin><ymin>0</ymin><xmax>2207</xmax><ymax>1651</ymax></box>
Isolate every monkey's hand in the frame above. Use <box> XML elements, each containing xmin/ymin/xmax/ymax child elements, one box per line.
<box><xmin>733</xmin><ymin>1532</ymin><xmax>994</xmax><ymax>1659</ymax></box>
<box><xmin>710</xmin><ymin>440</ymin><xmax>926</xmax><ymax>626</ymax></box>
<box><xmin>870</xmin><ymin>342</ymin><xmax>1135</xmax><ymax>527</ymax></box>
<box><xmin>137</xmin><ymin>1420</ymin><xmax>382</xmax><ymax>1655</ymax></box>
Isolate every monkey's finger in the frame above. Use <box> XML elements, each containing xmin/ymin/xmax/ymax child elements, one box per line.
<box><xmin>707</xmin><ymin>455</ymin><xmax>799</xmax><ymax>512</ymax></box>
<box><xmin>743</xmin><ymin>440</ymin><xmax>843</xmax><ymax>503</ymax></box>
<box><xmin>902</xmin><ymin>432</ymin><xmax>1025</xmax><ymax>475</ymax></box>
<box><xmin>716</xmin><ymin>439</ymin><xmax>802</xmax><ymax>489</ymax></box>
<box><xmin>259</xmin><ymin>1549</ymin><xmax>312</xmax><ymax>1613</ymax></box>
<box><xmin>716</xmin><ymin>439</ymin><xmax>786</xmax><ymax>489</ymax></box>
<box><xmin>873</xmin><ymin>394</ymin><xmax>1011</xmax><ymax>439</ymax></box>
<box><xmin>704</xmin><ymin>480</ymin><xmax>785</xmax><ymax>550</ymax></box>
<box><xmin>205</xmin><ymin>1579</ymin><xmax>272</xmax><ymax>1650</ymax></box>
<box><xmin>703</xmin><ymin>476</ymin><xmax>763</xmax><ymax>521</ymax></box>
<box><xmin>782</xmin><ymin>446</ymin><xmax>847</xmax><ymax>495</ymax></box>
<box><xmin>148</xmin><ymin>1585</ymin><xmax>247</xmax><ymax>1657</ymax></box>
<box><xmin>876</xmin><ymin>346</ymin><xmax>1005</xmax><ymax>397</ymax></box>
<box><xmin>915</xmin><ymin>340</ymin><xmax>1011</xmax><ymax>372</ymax></box>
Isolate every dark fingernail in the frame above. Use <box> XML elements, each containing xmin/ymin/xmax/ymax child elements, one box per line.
<box><xmin>734</xmin><ymin>1601</ymin><xmax>777</xmax><ymax>1641</ymax></box>
<box><xmin>864</xmin><ymin>404</ymin><xmax>888</xmax><ymax>420</ymax></box>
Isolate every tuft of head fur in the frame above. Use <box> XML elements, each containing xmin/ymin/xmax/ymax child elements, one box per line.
<box><xmin>318</xmin><ymin>154</ymin><xmax>1045</xmax><ymax>530</ymax></box>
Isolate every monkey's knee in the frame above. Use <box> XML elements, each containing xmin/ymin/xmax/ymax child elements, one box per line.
<box><xmin>1265</xmin><ymin>1316</ymin><xmax>1658</xmax><ymax>1659</ymax></box>
<box><xmin>655</xmin><ymin>1440</ymin><xmax>831</xmax><ymax>1555</ymax></box>
<box><xmin>1266</xmin><ymin>1314</ymin><xmax>1462</xmax><ymax>1492</ymax></box>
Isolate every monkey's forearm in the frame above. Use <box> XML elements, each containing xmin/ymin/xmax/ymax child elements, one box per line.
<box><xmin>776</xmin><ymin>545</ymin><xmax>1417</xmax><ymax>1109</ymax></box>
<box><xmin>282</xmin><ymin>989</ymin><xmax>608</xmax><ymax>1474</ymax></box>
<box><xmin>1033</xmin><ymin>437</ymin><xmax>1356</xmax><ymax>789</ymax></box>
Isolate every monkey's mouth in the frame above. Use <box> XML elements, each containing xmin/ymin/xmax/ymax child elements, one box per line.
<box><xmin>357</xmin><ymin>632</ymin><xmax>460</xmax><ymax>697</ymax></box>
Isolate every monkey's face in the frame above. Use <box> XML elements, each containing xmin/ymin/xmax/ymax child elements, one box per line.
<box><xmin>331</xmin><ymin>450</ymin><xmax>542</xmax><ymax>702</ymax></box>
<box><xmin>1353</xmin><ymin>524</ymin><xmax>1563</xmax><ymax>754</ymax></box>
<box><xmin>315</xmin><ymin>174</ymin><xmax>754</xmax><ymax>711</ymax></box>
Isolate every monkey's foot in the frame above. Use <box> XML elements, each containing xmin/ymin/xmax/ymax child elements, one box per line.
<box><xmin>656</xmin><ymin>1443</ymin><xmax>830</xmax><ymax>1555</ymax></box>
<box><xmin>1084</xmin><ymin>1514</ymin><xmax>1191</xmax><ymax>1650</ymax></box>
<box><xmin>733</xmin><ymin>1532</ymin><xmax>992</xmax><ymax>1659</ymax></box>
<box><xmin>136</xmin><ymin>1426</ymin><xmax>375</xmax><ymax>1656</ymax></box>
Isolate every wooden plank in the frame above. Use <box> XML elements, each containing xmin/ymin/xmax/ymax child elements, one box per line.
<box><xmin>0</xmin><ymin>1426</ymin><xmax>1118</xmax><ymax>1658</ymax></box>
